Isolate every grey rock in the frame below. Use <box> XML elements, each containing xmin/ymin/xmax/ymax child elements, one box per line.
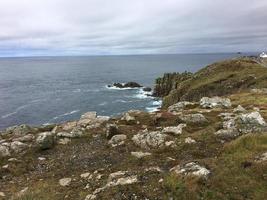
<box><xmin>59</xmin><ymin>178</ymin><xmax>72</xmax><ymax>186</ymax></box>
<box><xmin>170</xmin><ymin>162</ymin><xmax>210</xmax><ymax>178</ymax></box>
<box><xmin>179</xmin><ymin>113</ymin><xmax>208</xmax><ymax>124</ymax></box>
<box><xmin>168</xmin><ymin>101</ymin><xmax>196</xmax><ymax>112</ymax></box>
<box><xmin>233</xmin><ymin>105</ymin><xmax>246</xmax><ymax>113</ymax></box>
<box><xmin>200</xmin><ymin>97</ymin><xmax>231</xmax><ymax>109</ymax></box>
<box><xmin>131</xmin><ymin>151</ymin><xmax>152</xmax><ymax>159</ymax></box>
<box><xmin>4</xmin><ymin>124</ymin><xmax>36</xmax><ymax>136</ymax></box>
<box><xmin>185</xmin><ymin>137</ymin><xmax>196</xmax><ymax>144</ymax></box>
<box><xmin>108</xmin><ymin>134</ymin><xmax>127</xmax><ymax>147</ymax></box>
<box><xmin>214</xmin><ymin>128</ymin><xmax>241</xmax><ymax>139</ymax></box>
<box><xmin>132</xmin><ymin>130</ymin><xmax>168</xmax><ymax>149</ymax></box>
<box><xmin>162</xmin><ymin>124</ymin><xmax>186</xmax><ymax>135</ymax></box>
<box><xmin>10</xmin><ymin>141</ymin><xmax>28</xmax><ymax>153</ymax></box>
<box><xmin>13</xmin><ymin>134</ymin><xmax>35</xmax><ymax>143</ymax></box>
<box><xmin>36</xmin><ymin>132</ymin><xmax>55</xmax><ymax>150</ymax></box>
<box><xmin>0</xmin><ymin>145</ymin><xmax>10</xmax><ymax>158</ymax></box>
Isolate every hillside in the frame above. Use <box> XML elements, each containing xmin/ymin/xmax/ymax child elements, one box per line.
<box><xmin>154</xmin><ymin>57</ymin><xmax>267</xmax><ymax>108</ymax></box>
<box><xmin>1</xmin><ymin>58</ymin><xmax>267</xmax><ymax>200</ymax></box>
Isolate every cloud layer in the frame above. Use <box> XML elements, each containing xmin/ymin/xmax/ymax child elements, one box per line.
<box><xmin>0</xmin><ymin>0</ymin><xmax>266</xmax><ymax>56</ymax></box>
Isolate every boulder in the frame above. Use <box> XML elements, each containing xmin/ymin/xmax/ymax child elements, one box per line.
<box><xmin>237</xmin><ymin>111</ymin><xmax>267</xmax><ymax>133</ymax></box>
<box><xmin>121</xmin><ymin>112</ymin><xmax>135</xmax><ymax>123</ymax></box>
<box><xmin>162</xmin><ymin>124</ymin><xmax>186</xmax><ymax>135</ymax></box>
<box><xmin>61</xmin><ymin>121</ymin><xmax>78</xmax><ymax>131</ymax></box>
<box><xmin>13</xmin><ymin>134</ymin><xmax>35</xmax><ymax>143</ymax></box>
<box><xmin>4</xmin><ymin>124</ymin><xmax>36</xmax><ymax>136</ymax></box>
<box><xmin>78</xmin><ymin>112</ymin><xmax>97</xmax><ymax>126</ymax></box>
<box><xmin>132</xmin><ymin>130</ymin><xmax>168</xmax><ymax>149</ymax></box>
<box><xmin>214</xmin><ymin>128</ymin><xmax>241</xmax><ymax>139</ymax></box>
<box><xmin>170</xmin><ymin>162</ymin><xmax>210</xmax><ymax>178</ymax></box>
<box><xmin>111</xmin><ymin>82</ymin><xmax>142</xmax><ymax>88</ymax></box>
<box><xmin>106</xmin><ymin>124</ymin><xmax>119</xmax><ymax>139</ymax></box>
<box><xmin>36</xmin><ymin>132</ymin><xmax>55</xmax><ymax>150</ymax></box>
<box><xmin>143</xmin><ymin>87</ymin><xmax>152</xmax><ymax>92</ymax></box>
<box><xmin>131</xmin><ymin>151</ymin><xmax>152</xmax><ymax>159</ymax></box>
<box><xmin>57</xmin><ymin>138</ymin><xmax>71</xmax><ymax>145</ymax></box>
<box><xmin>168</xmin><ymin>101</ymin><xmax>196</xmax><ymax>112</ymax></box>
<box><xmin>200</xmin><ymin>97</ymin><xmax>231</xmax><ymax>109</ymax></box>
<box><xmin>108</xmin><ymin>134</ymin><xmax>127</xmax><ymax>147</ymax></box>
<box><xmin>59</xmin><ymin>178</ymin><xmax>72</xmax><ymax>187</ymax></box>
<box><xmin>0</xmin><ymin>145</ymin><xmax>10</xmax><ymax>158</ymax></box>
<box><xmin>106</xmin><ymin>171</ymin><xmax>138</xmax><ymax>187</ymax></box>
<box><xmin>10</xmin><ymin>141</ymin><xmax>28</xmax><ymax>153</ymax></box>
<box><xmin>233</xmin><ymin>105</ymin><xmax>246</xmax><ymax>113</ymax></box>
<box><xmin>185</xmin><ymin>137</ymin><xmax>196</xmax><ymax>144</ymax></box>
<box><xmin>256</xmin><ymin>152</ymin><xmax>267</xmax><ymax>162</ymax></box>
<box><xmin>179</xmin><ymin>113</ymin><xmax>208</xmax><ymax>124</ymax></box>
<box><xmin>57</xmin><ymin>128</ymin><xmax>84</xmax><ymax>138</ymax></box>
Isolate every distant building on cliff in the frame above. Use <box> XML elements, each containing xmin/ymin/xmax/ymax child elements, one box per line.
<box><xmin>260</xmin><ymin>52</ymin><xmax>267</xmax><ymax>58</ymax></box>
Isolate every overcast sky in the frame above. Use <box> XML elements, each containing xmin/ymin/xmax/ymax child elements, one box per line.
<box><xmin>0</xmin><ymin>0</ymin><xmax>266</xmax><ymax>57</ymax></box>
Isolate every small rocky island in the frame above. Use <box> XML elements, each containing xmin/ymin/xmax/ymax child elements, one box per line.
<box><xmin>1</xmin><ymin>57</ymin><xmax>267</xmax><ymax>199</ymax></box>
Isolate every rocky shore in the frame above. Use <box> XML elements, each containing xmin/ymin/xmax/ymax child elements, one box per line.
<box><xmin>1</xmin><ymin>57</ymin><xmax>267</xmax><ymax>200</ymax></box>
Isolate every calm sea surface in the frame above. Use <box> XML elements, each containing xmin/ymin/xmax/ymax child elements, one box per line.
<box><xmin>0</xmin><ymin>53</ymin><xmax>242</xmax><ymax>129</ymax></box>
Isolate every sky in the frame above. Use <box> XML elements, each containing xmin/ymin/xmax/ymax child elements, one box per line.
<box><xmin>0</xmin><ymin>0</ymin><xmax>266</xmax><ymax>57</ymax></box>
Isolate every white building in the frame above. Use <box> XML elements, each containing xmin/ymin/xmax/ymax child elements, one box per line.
<box><xmin>260</xmin><ymin>52</ymin><xmax>267</xmax><ymax>58</ymax></box>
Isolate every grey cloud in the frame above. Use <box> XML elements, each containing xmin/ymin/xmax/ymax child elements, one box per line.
<box><xmin>0</xmin><ymin>0</ymin><xmax>266</xmax><ymax>56</ymax></box>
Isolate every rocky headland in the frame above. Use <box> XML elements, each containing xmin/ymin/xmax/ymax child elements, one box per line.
<box><xmin>1</xmin><ymin>57</ymin><xmax>267</xmax><ymax>200</ymax></box>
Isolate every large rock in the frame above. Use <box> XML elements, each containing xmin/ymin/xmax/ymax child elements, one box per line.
<box><xmin>200</xmin><ymin>97</ymin><xmax>231</xmax><ymax>109</ymax></box>
<box><xmin>108</xmin><ymin>134</ymin><xmax>127</xmax><ymax>147</ymax></box>
<box><xmin>179</xmin><ymin>113</ymin><xmax>208</xmax><ymax>124</ymax></box>
<box><xmin>111</xmin><ymin>82</ymin><xmax>142</xmax><ymax>88</ymax></box>
<box><xmin>36</xmin><ymin>132</ymin><xmax>55</xmax><ymax>150</ymax></box>
<box><xmin>106</xmin><ymin>171</ymin><xmax>138</xmax><ymax>187</ymax></box>
<box><xmin>4</xmin><ymin>124</ymin><xmax>36</xmax><ymax>136</ymax></box>
<box><xmin>132</xmin><ymin>130</ymin><xmax>168</xmax><ymax>149</ymax></box>
<box><xmin>0</xmin><ymin>145</ymin><xmax>10</xmax><ymax>158</ymax></box>
<box><xmin>59</xmin><ymin>178</ymin><xmax>72</xmax><ymax>187</ymax></box>
<box><xmin>170</xmin><ymin>162</ymin><xmax>210</xmax><ymax>178</ymax></box>
<box><xmin>121</xmin><ymin>112</ymin><xmax>136</xmax><ymax>123</ymax></box>
<box><xmin>214</xmin><ymin>128</ymin><xmax>241</xmax><ymax>139</ymax></box>
<box><xmin>131</xmin><ymin>151</ymin><xmax>152</xmax><ymax>159</ymax></box>
<box><xmin>78</xmin><ymin>112</ymin><xmax>109</xmax><ymax>128</ymax></box>
<box><xmin>162</xmin><ymin>124</ymin><xmax>186</xmax><ymax>135</ymax></box>
<box><xmin>168</xmin><ymin>101</ymin><xmax>196</xmax><ymax>113</ymax></box>
<box><xmin>10</xmin><ymin>141</ymin><xmax>28</xmax><ymax>153</ymax></box>
<box><xmin>106</xmin><ymin>124</ymin><xmax>119</xmax><ymax>139</ymax></box>
<box><xmin>237</xmin><ymin>111</ymin><xmax>267</xmax><ymax>133</ymax></box>
<box><xmin>13</xmin><ymin>134</ymin><xmax>35</xmax><ymax>143</ymax></box>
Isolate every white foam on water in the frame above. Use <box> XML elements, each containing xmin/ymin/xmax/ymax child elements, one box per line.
<box><xmin>133</xmin><ymin>89</ymin><xmax>153</xmax><ymax>99</ymax></box>
<box><xmin>1</xmin><ymin>104</ymin><xmax>30</xmax><ymax>119</ymax></box>
<box><xmin>52</xmin><ymin>110</ymin><xmax>80</xmax><ymax>120</ymax></box>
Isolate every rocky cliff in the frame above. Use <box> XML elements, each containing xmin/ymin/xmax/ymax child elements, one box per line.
<box><xmin>1</xmin><ymin>58</ymin><xmax>267</xmax><ymax>200</ymax></box>
<box><xmin>154</xmin><ymin>57</ymin><xmax>267</xmax><ymax>108</ymax></box>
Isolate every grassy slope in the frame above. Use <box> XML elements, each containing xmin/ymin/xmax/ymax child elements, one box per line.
<box><xmin>161</xmin><ymin>58</ymin><xmax>267</xmax><ymax>107</ymax></box>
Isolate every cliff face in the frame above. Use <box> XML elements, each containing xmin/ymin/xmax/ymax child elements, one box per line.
<box><xmin>153</xmin><ymin>58</ymin><xmax>267</xmax><ymax>108</ymax></box>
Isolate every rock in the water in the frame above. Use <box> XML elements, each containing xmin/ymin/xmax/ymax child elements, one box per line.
<box><xmin>233</xmin><ymin>105</ymin><xmax>246</xmax><ymax>113</ymax></box>
<box><xmin>200</xmin><ymin>97</ymin><xmax>231</xmax><ymax>109</ymax></box>
<box><xmin>10</xmin><ymin>141</ymin><xmax>28</xmax><ymax>153</ymax></box>
<box><xmin>131</xmin><ymin>151</ymin><xmax>152</xmax><ymax>159</ymax></box>
<box><xmin>108</xmin><ymin>134</ymin><xmax>127</xmax><ymax>147</ymax></box>
<box><xmin>170</xmin><ymin>162</ymin><xmax>210</xmax><ymax>178</ymax></box>
<box><xmin>237</xmin><ymin>111</ymin><xmax>267</xmax><ymax>133</ymax></box>
<box><xmin>132</xmin><ymin>130</ymin><xmax>168</xmax><ymax>149</ymax></box>
<box><xmin>162</xmin><ymin>124</ymin><xmax>186</xmax><ymax>135</ymax></box>
<box><xmin>112</xmin><ymin>82</ymin><xmax>142</xmax><ymax>88</ymax></box>
<box><xmin>143</xmin><ymin>87</ymin><xmax>152</xmax><ymax>92</ymax></box>
<box><xmin>168</xmin><ymin>101</ymin><xmax>196</xmax><ymax>112</ymax></box>
<box><xmin>36</xmin><ymin>132</ymin><xmax>55</xmax><ymax>150</ymax></box>
<box><xmin>59</xmin><ymin>178</ymin><xmax>72</xmax><ymax>186</ymax></box>
<box><xmin>179</xmin><ymin>113</ymin><xmax>208</xmax><ymax>124</ymax></box>
<box><xmin>0</xmin><ymin>145</ymin><xmax>10</xmax><ymax>158</ymax></box>
<box><xmin>106</xmin><ymin>124</ymin><xmax>119</xmax><ymax>139</ymax></box>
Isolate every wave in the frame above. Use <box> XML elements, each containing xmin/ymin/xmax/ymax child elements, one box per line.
<box><xmin>146</xmin><ymin>106</ymin><xmax>160</xmax><ymax>112</ymax></box>
<box><xmin>132</xmin><ymin>89</ymin><xmax>153</xmax><ymax>99</ymax></box>
<box><xmin>53</xmin><ymin>110</ymin><xmax>80</xmax><ymax>120</ymax></box>
<box><xmin>99</xmin><ymin>102</ymin><xmax>108</xmax><ymax>106</ymax></box>
<box><xmin>1</xmin><ymin>104</ymin><xmax>30</xmax><ymax>119</ymax></box>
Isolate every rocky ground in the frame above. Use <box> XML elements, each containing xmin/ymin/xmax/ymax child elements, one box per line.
<box><xmin>1</xmin><ymin>58</ymin><xmax>267</xmax><ymax>200</ymax></box>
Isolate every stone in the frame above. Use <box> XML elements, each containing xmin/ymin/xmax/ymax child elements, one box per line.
<box><xmin>179</xmin><ymin>113</ymin><xmax>208</xmax><ymax>124</ymax></box>
<box><xmin>214</xmin><ymin>128</ymin><xmax>240</xmax><ymax>139</ymax></box>
<box><xmin>0</xmin><ymin>145</ymin><xmax>10</xmax><ymax>158</ymax></box>
<box><xmin>185</xmin><ymin>137</ymin><xmax>196</xmax><ymax>144</ymax></box>
<box><xmin>80</xmin><ymin>172</ymin><xmax>91</xmax><ymax>179</ymax></box>
<box><xmin>13</xmin><ymin>134</ymin><xmax>35</xmax><ymax>143</ymax></box>
<box><xmin>108</xmin><ymin>134</ymin><xmax>127</xmax><ymax>147</ymax></box>
<box><xmin>233</xmin><ymin>105</ymin><xmax>246</xmax><ymax>113</ymax></box>
<box><xmin>168</xmin><ymin>101</ymin><xmax>196</xmax><ymax>112</ymax></box>
<box><xmin>59</xmin><ymin>178</ymin><xmax>72</xmax><ymax>186</ymax></box>
<box><xmin>132</xmin><ymin>130</ymin><xmax>168</xmax><ymax>149</ymax></box>
<box><xmin>61</xmin><ymin>121</ymin><xmax>78</xmax><ymax>131</ymax></box>
<box><xmin>237</xmin><ymin>111</ymin><xmax>267</xmax><ymax>133</ymax></box>
<box><xmin>4</xmin><ymin>124</ymin><xmax>36</xmax><ymax>136</ymax></box>
<box><xmin>0</xmin><ymin>192</ymin><xmax>5</xmax><ymax>197</ymax></box>
<box><xmin>78</xmin><ymin>112</ymin><xmax>97</xmax><ymax>126</ymax></box>
<box><xmin>58</xmin><ymin>138</ymin><xmax>71</xmax><ymax>145</ymax></box>
<box><xmin>165</xmin><ymin>141</ymin><xmax>176</xmax><ymax>147</ymax></box>
<box><xmin>170</xmin><ymin>162</ymin><xmax>210</xmax><ymax>178</ymax></box>
<box><xmin>200</xmin><ymin>97</ymin><xmax>231</xmax><ymax>109</ymax></box>
<box><xmin>162</xmin><ymin>124</ymin><xmax>186</xmax><ymax>135</ymax></box>
<box><xmin>106</xmin><ymin>124</ymin><xmax>119</xmax><ymax>139</ymax></box>
<box><xmin>2</xmin><ymin>164</ymin><xmax>9</xmax><ymax>169</ymax></box>
<box><xmin>10</xmin><ymin>141</ymin><xmax>28</xmax><ymax>153</ymax></box>
<box><xmin>121</xmin><ymin>112</ymin><xmax>135</xmax><ymax>122</ymax></box>
<box><xmin>256</xmin><ymin>152</ymin><xmax>267</xmax><ymax>162</ymax></box>
<box><xmin>85</xmin><ymin>194</ymin><xmax>97</xmax><ymax>200</ymax></box>
<box><xmin>106</xmin><ymin>171</ymin><xmax>138</xmax><ymax>187</ymax></box>
<box><xmin>131</xmin><ymin>151</ymin><xmax>152</xmax><ymax>159</ymax></box>
<box><xmin>36</xmin><ymin>132</ymin><xmax>55</xmax><ymax>150</ymax></box>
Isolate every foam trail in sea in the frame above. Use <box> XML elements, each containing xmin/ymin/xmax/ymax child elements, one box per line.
<box><xmin>146</xmin><ymin>100</ymin><xmax>162</xmax><ymax>113</ymax></box>
<box><xmin>52</xmin><ymin>110</ymin><xmax>80</xmax><ymax>120</ymax></box>
<box><xmin>133</xmin><ymin>89</ymin><xmax>153</xmax><ymax>99</ymax></box>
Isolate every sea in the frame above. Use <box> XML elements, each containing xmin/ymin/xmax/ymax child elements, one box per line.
<box><xmin>0</xmin><ymin>53</ymin><xmax>248</xmax><ymax>130</ymax></box>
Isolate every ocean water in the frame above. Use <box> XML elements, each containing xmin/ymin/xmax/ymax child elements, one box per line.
<box><xmin>0</xmin><ymin>53</ymin><xmax>239</xmax><ymax>130</ymax></box>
